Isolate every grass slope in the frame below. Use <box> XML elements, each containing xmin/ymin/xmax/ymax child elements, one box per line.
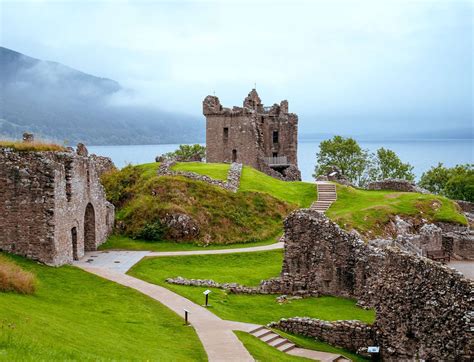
<box><xmin>235</xmin><ymin>332</ymin><xmax>311</xmax><ymax>361</ymax></box>
<box><xmin>0</xmin><ymin>254</ymin><xmax>206</xmax><ymax>361</ymax></box>
<box><xmin>100</xmin><ymin>234</ymin><xmax>280</xmax><ymax>252</ymax></box>
<box><xmin>172</xmin><ymin>162</ymin><xmax>317</xmax><ymax>208</ymax></box>
<box><xmin>102</xmin><ymin>164</ymin><xmax>292</xmax><ymax>245</ymax></box>
<box><xmin>276</xmin><ymin>330</ymin><xmax>368</xmax><ymax>362</ymax></box>
<box><xmin>328</xmin><ymin>184</ymin><xmax>467</xmax><ymax>237</ymax></box>
<box><xmin>128</xmin><ymin>251</ymin><xmax>375</xmax><ymax>326</ymax></box>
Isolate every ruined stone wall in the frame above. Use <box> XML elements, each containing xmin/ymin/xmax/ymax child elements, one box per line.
<box><xmin>263</xmin><ymin>209</ymin><xmax>473</xmax><ymax>360</ymax></box>
<box><xmin>206</xmin><ymin>112</ymin><xmax>261</xmax><ymax>168</ymax></box>
<box><xmin>268</xmin><ymin>318</ymin><xmax>374</xmax><ymax>356</ymax></box>
<box><xmin>0</xmin><ymin>149</ymin><xmax>57</xmax><ymax>264</ymax></box>
<box><xmin>0</xmin><ymin>146</ymin><xmax>114</xmax><ymax>266</ymax></box>
<box><xmin>366</xmin><ymin>179</ymin><xmax>429</xmax><ymax>193</ymax></box>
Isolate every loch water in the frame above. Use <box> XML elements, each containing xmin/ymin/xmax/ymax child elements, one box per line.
<box><xmin>89</xmin><ymin>139</ymin><xmax>473</xmax><ymax>182</ymax></box>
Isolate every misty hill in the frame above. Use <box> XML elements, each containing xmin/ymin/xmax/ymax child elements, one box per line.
<box><xmin>0</xmin><ymin>47</ymin><xmax>204</xmax><ymax>145</ymax></box>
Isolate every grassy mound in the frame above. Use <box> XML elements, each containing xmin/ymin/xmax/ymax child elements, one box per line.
<box><xmin>0</xmin><ymin>140</ymin><xmax>66</xmax><ymax>152</ymax></box>
<box><xmin>0</xmin><ymin>253</ymin><xmax>205</xmax><ymax>360</ymax></box>
<box><xmin>128</xmin><ymin>251</ymin><xmax>375</xmax><ymax>325</ymax></box>
<box><xmin>102</xmin><ymin>164</ymin><xmax>293</xmax><ymax>245</ymax></box>
<box><xmin>328</xmin><ymin>184</ymin><xmax>467</xmax><ymax>238</ymax></box>
<box><xmin>172</xmin><ymin>162</ymin><xmax>317</xmax><ymax>208</ymax></box>
<box><xmin>0</xmin><ymin>255</ymin><xmax>36</xmax><ymax>294</ymax></box>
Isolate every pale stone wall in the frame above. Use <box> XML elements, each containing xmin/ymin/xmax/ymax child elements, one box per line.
<box><xmin>0</xmin><ymin>146</ymin><xmax>114</xmax><ymax>266</ymax></box>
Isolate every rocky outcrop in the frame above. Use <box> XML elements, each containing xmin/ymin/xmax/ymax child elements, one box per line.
<box><xmin>161</xmin><ymin>213</ymin><xmax>199</xmax><ymax>241</ymax></box>
<box><xmin>366</xmin><ymin>178</ymin><xmax>429</xmax><ymax>193</ymax></box>
<box><xmin>157</xmin><ymin>159</ymin><xmax>242</xmax><ymax>192</ymax></box>
<box><xmin>260</xmin><ymin>209</ymin><xmax>473</xmax><ymax>360</ymax></box>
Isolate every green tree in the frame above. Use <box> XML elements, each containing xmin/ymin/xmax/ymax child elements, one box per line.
<box><xmin>418</xmin><ymin>163</ymin><xmax>452</xmax><ymax>194</ymax></box>
<box><xmin>313</xmin><ymin>136</ymin><xmax>368</xmax><ymax>185</ymax></box>
<box><xmin>419</xmin><ymin>163</ymin><xmax>474</xmax><ymax>201</ymax></box>
<box><xmin>163</xmin><ymin>144</ymin><xmax>206</xmax><ymax>161</ymax></box>
<box><xmin>373</xmin><ymin>148</ymin><xmax>415</xmax><ymax>181</ymax></box>
<box><xmin>445</xmin><ymin>173</ymin><xmax>474</xmax><ymax>202</ymax></box>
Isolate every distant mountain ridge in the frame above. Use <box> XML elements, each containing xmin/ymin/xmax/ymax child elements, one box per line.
<box><xmin>0</xmin><ymin>47</ymin><xmax>204</xmax><ymax>145</ymax></box>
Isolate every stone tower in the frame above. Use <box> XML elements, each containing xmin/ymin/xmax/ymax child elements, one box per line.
<box><xmin>203</xmin><ymin>89</ymin><xmax>300</xmax><ymax>181</ymax></box>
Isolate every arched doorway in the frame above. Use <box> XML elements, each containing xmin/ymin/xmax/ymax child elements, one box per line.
<box><xmin>232</xmin><ymin>149</ymin><xmax>237</xmax><ymax>162</ymax></box>
<box><xmin>84</xmin><ymin>203</ymin><xmax>96</xmax><ymax>251</ymax></box>
<box><xmin>71</xmin><ymin>227</ymin><xmax>78</xmax><ymax>260</ymax></box>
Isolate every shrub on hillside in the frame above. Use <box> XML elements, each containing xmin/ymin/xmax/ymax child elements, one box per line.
<box><xmin>158</xmin><ymin>144</ymin><xmax>206</xmax><ymax>162</ymax></box>
<box><xmin>419</xmin><ymin>163</ymin><xmax>474</xmax><ymax>202</ymax></box>
<box><xmin>0</xmin><ymin>256</ymin><xmax>37</xmax><ymax>294</ymax></box>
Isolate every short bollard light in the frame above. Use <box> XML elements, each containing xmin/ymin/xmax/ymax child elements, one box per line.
<box><xmin>203</xmin><ymin>289</ymin><xmax>211</xmax><ymax>307</ymax></box>
<box><xmin>184</xmin><ymin>309</ymin><xmax>189</xmax><ymax>325</ymax></box>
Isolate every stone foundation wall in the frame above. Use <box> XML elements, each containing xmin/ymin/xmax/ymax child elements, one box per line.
<box><xmin>268</xmin><ymin>318</ymin><xmax>374</xmax><ymax>355</ymax></box>
<box><xmin>0</xmin><ymin>146</ymin><xmax>114</xmax><ymax>265</ymax></box>
<box><xmin>157</xmin><ymin>160</ymin><xmax>242</xmax><ymax>192</ymax></box>
<box><xmin>264</xmin><ymin>209</ymin><xmax>473</xmax><ymax>360</ymax></box>
<box><xmin>366</xmin><ymin>179</ymin><xmax>429</xmax><ymax>193</ymax></box>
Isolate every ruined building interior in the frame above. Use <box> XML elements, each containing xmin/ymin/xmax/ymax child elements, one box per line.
<box><xmin>203</xmin><ymin>89</ymin><xmax>301</xmax><ymax>181</ymax></box>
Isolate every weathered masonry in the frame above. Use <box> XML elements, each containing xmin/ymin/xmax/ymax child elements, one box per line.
<box><xmin>0</xmin><ymin>144</ymin><xmax>114</xmax><ymax>266</ymax></box>
<box><xmin>203</xmin><ymin>89</ymin><xmax>301</xmax><ymax>181</ymax></box>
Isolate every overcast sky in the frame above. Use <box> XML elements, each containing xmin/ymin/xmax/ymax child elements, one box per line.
<box><xmin>1</xmin><ymin>0</ymin><xmax>472</xmax><ymax>137</ymax></box>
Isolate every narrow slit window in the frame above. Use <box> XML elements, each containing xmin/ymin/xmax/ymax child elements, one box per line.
<box><xmin>223</xmin><ymin>127</ymin><xmax>229</xmax><ymax>141</ymax></box>
<box><xmin>273</xmin><ymin>131</ymin><xmax>279</xmax><ymax>143</ymax></box>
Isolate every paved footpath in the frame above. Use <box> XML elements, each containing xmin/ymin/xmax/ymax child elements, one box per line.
<box><xmin>74</xmin><ymin>242</ymin><xmax>346</xmax><ymax>362</ymax></box>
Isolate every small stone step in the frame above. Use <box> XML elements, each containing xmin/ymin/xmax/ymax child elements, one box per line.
<box><xmin>260</xmin><ymin>333</ymin><xmax>280</xmax><ymax>343</ymax></box>
<box><xmin>269</xmin><ymin>337</ymin><xmax>288</xmax><ymax>348</ymax></box>
<box><xmin>249</xmin><ymin>326</ymin><xmax>265</xmax><ymax>334</ymax></box>
<box><xmin>277</xmin><ymin>342</ymin><xmax>296</xmax><ymax>352</ymax></box>
<box><xmin>252</xmin><ymin>328</ymin><xmax>272</xmax><ymax>338</ymax></box>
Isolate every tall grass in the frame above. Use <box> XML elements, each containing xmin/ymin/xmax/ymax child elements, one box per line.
<box><xmin>0</xmin><ymin>140</ymin><xmax>66</xmax><ymax>152</ymax></box>
<box><xmin>0</xmin><ymin>255</ymin><xmax>37</xmax><ymax>294</ymax></box>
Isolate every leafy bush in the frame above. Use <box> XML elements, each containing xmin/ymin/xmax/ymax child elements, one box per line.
<box><xmin>0</xmin><ymin>255</ymin><xmax>37</xmax><ymax>294</ymax></box>
<box><xmin>135</xmin><ymin>221</ymin><xmax>167</xmax><ymax>241</ymax></box>
<box><xmin>162</xmin><ymin>144</ymin><xmax>206</xmax><ymax>162</ymax></box>
<box><xmin>419</xmin><ymin>163</ymin><xmax>474</xmax><ymax>201</ymax></box>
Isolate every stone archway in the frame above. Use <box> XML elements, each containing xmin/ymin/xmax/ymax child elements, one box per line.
<box><xmin>84</xmin><ymin>203</ymin><xmax>96</xmax><ymax>251</ymax></box>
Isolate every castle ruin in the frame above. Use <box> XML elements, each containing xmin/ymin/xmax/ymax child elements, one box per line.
<box><xmin>203</xmin><ymin>89</ymin><xmax>301</xmax><ymax>181</ymax></box>
<box><xmin>0</xmin><ymin>142</ymin><xmax>114</xmax><ymax>266</ymax></box>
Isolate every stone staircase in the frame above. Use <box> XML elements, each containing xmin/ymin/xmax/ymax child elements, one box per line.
<box><xmin>250</xmin><ymin>326</ymin><xmax>296</xmax><ymax>352</ymax></box>
<box><xmin>311</xmin><ymin>182</ymin><xmax>337</xmax><ymax>213</ymax></box>
<box><xmin>249</xmin><ymin>326</ymin><xmax>350</xmax><ymax>361</ymax></box>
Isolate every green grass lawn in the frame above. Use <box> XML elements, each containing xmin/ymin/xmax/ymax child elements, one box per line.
<box><xmin>0</xmin><ymin>253</ymin><xmax>206</xmax><ymax>361</ymax></box>
<box><xmin>327</xmin><ymin>184</ymin><xmax>467</xmax><ymax>236</ymax></box>
<box><xmin>239</xmin><ymin>166</ymin><xmax>316</xmax><ymax>208</ymax></box>
<box><xmin>276</xmin><ymin>330</ymin><xmax>368</xmax><ymax>362</ymax></box>
<box><xmin>128</xmin><ymin>251</ymin><xmax>375</xmax><ymax>326</ymax></box>
<box><xmin>235</xmin><ymin>332</ymin><xmax>311</xmax><ymax>361</ymax></box>
<box><xmin>169</xmin><ymin>162</ymin><xmax>317</xmax><ymax>208</ymax></box>
<box><xmin>172</xmin><ymin>162</ymin><xmax>230</xmax><ymax>181</ymax></box>
<box><xmin>99</xmin><ymin>234</ymin><xmax>280</xmax><ymax>252</ymax></box>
